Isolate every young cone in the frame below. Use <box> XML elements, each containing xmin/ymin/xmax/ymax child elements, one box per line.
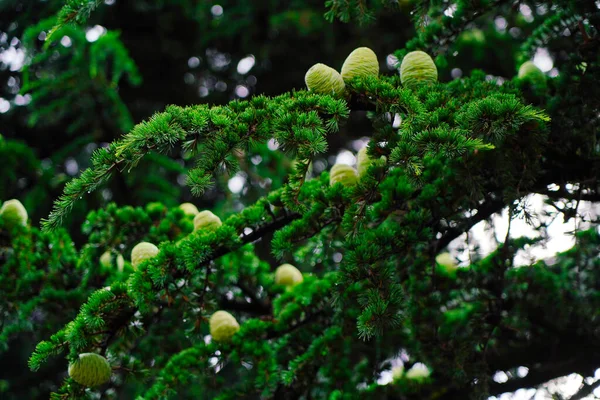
<box><xmin>179</xmin><ymin>202</ymin><xmax>199</xmax><ymax>216</ymax></box>
<box><xmin>100</xmin><ymin>251</ymin><xmax>125</xmax><ymax>272</ymax></box>
<box><xmin>68</xmin><ymin>353</ymin><xmax>112</xmax><ymax>387</ymax></box>
<box><xmin>518</xmin><ymin>61</ymin><xmax>546</xmax><ymax>88</ymax></box>
<box><xmin>392</xmin><ymin>365</ymin><xmax>405</xmax><ymax>381</ymax></box>
<box><xmin>400</xmin><ymin>51</ymin><xmax>438</xmax><ymax>89</ymax></box>
<box><xmin>131</xmin><ymin>242</ymin><xmax>159</xmax><ymax>269</ymax></box>
<box><xmin>341</xmin><ymin>47</ymin><xmax>379</xmax><ymax>82</ymax></box>
<box><xmin>405</xmin><ymin>363</ymin><xmax>431</xmax><ymax>381</ymax></box>
<box><xmin>329</xmin><ymin>164</ymin><xmax>358</xmax><ymax>187</ymax></box>
<box><xmin>275</xmin><ymin>263</ymin><xmax>303</xmax><ymax>286</ymax></box>
<box><xmin>193</xmin><ymin>210</ymin><xmax>222</xmax><ymax>232</ymax></box>
<box><xmin>0</xmin><ymin>199</ymin><xmax>28</xmax><ymax>229</ymax></box>
<box><xmin>357</xmin><ymin>146</ymin><xmax>374</xmax><ymax>178</ymax></box>
<box><xmin>305</xmin><ymin>63</ymin><xmax>345</xmax><ymax>96</ymax></box>
<box><xmin>209</xmin><ymin>311</ymin><xmax>240</xmax><ymax>342</ymax></box>
<box><xmin>435</xmin><ymin>252</ymin><xmax>459</xmax><ymax>278</ymax></box>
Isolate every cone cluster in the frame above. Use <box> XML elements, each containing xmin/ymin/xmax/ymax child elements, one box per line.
<box><xmin>305</xmin><ymin>47</ymin><xmax>379</xmax><ymax>96</ymax></box>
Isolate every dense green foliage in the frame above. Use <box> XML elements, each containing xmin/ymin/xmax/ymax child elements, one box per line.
<box><xmin>1</xmin><ymin>0</ymin><xmax>600</xmax><ymax>399</ymax></box>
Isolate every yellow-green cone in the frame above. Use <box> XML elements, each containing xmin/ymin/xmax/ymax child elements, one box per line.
<box><xmin>341</xmin><ymin>47</ymin><xmax>379</xmax><ymax>82</ymax></box>
<box><xmin>305</xmin><ymin>63</ymin><xmax>345</xmax><ymax>96</ymax></box>
<box><xmin>357</xmin><ymin>146</ymin><xmax>374</xmax><ymax>178</ymax></box>
<box><xmin>400</xmin><ymin>51</ymin><xmax>438</xmax><ymax>89</ymax></box>
<box><xmin>392</xmin><ymin>365</ymin><xmax>404</xmax><ymax>381</ymax></box>
<box><xmin>274</xmin><ymin>263</ymin><xmax>303</xmax><ymax>286</ymax></box>
<box><xmin>209</xmin><ymin>310</ymin><xmax>240</xmax><ymax>342</ymax></box>
<box><xmin>329</xmin><ymin>164</ymin><xmax>358</xmax><ymax>187</ymax></box>
<box><xmin>179</xmin><ymin>202</ymin><xmax>199</xmax><ymax>216</ymax></box>
<box><xmin>100</xmin><ymin>251</ymin><xmax>125</xmax><ymax>272</ymax></box>
<box><xmin>131</xmin><ymin>242</ymin><xmax>159</xmax><ymax>269</ymax></box>
<box><xmin>68</xmin><ymin>353</ymin><xmax>112</xmax><ymax>387</ymax></box>
<box><xmin>0</xmin><ymin>199</ymin><xmax>28</xmax><ymax>229</ymax></box>
<box><xmin>405</xmin><ymin>363</ymin><xmax>431</xmax><ymax>381</ymax></box>
<box><xmin>193</xmin><ymin>210</ymin><xmax>222</xmax><ymax>232</ymax></box>
<box><xmin>459</xmin><ymin>29</ymin><xmax>485</xmax><ymax>46</ymax></box>
<box><xmin>435</xmin><ymin>252</ymin><xmax>458</xmax><ymax>278</ymax></box>
<box><xmin>518</xmin><ymin>61</ymin><xmax>546</xmax><ymax>87</ymax></box>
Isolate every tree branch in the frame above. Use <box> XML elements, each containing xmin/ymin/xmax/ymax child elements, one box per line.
<box><xmin>266</xmin><ymin>311</ymin><xmax>326</xmax><ymax>339</ymax></box>
<box><xmin>435</xmin><ymin>197</ymin><xmax>506</xmax><ymax>252</ymax></box>
<box><xmin>537</xmin><ymin>188</ymin><xmax>600</xmax><ymax>203</ymax></box>
<box><xmin>219</xmin><ymin>297</ymin><xmax>271</xmax><ymax>315</ymax></box>
<box><xmin>487</xmin><ymin>339</ymin><xmax>600</xmax><ymax>396</ymax></box>
<box><xmin>569</xmin><ymin>377</ymin><xmax>600</xmax><ymax>400</ymax></box>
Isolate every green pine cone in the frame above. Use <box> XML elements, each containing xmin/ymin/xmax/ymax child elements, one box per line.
<box><xmin>435</xmin><ymin>252</ymin><xmax>458</xmax><ymax>278</ymax></box>
<box><xmin>0</xmin><ymin>199</ymin><xmax>28</xmax><ymax>229</ymax></box>
<box><xmin>179</xmin><ymin>202</ymin><xmax>199</xmax><ymax>216</ymax></box>
<box><xmin>305</xmin><ymin>63</ymin><xmax>345</xmax><ymax>96</ymax></box>
<box><xmin>100</xmin><ymin>251</ymin><xmax>125</xmax><ymax>272</ymax></box>
<box><xmin>459</xmin><ymin>29</ymin><xmax>485</xmax><ymax>46</ymax></box>
<box><xmin>400</xmin><ymin>51</ymin><xmax>438</xmax><ymax>89</ymax></box>
<box><xmin>518</xmin><ymin>61</ymin><xmax>546</xmax><ymax>88</ymax></box>
<box><xmin>193</xmin><ymin>210</ymin><xmax>222</xmax><ymax>232</ymax></box>
<box><xmin>275</xmin><ymin>263</ymin><xmax>303</xmax><ymax>286</ymax></box>
<box><xmin>405</xmin><ymin>363</ymin><xmax>431</xmax><ymax>381</ymax></box>
<box><xmin>357</xmin><ymin>146</ymin><xmax>374</xmax><ymax>178</ymax></box>
<box><xmin>392</xmin><ymin>365</ymin><xmax>404</xmax><ymax>381</ymax></box>
<box><xmin>329</xmin><ymin>164</ymin><xmax>358</xmax><ymax>187</ymax></box>
<box><xmin>131</xmin><ymin>242</ymin><xmax>159</xmax><ymax>269</ymax></box>
<box><xmin>68</xmin><ymin>353</ymin><xmax>112</xmax><ymax>387</ymax></box>
<box><xmin>341</xmin><ymin>47</ymin><xmax>379</xmax><ymax>82</ymax></box>
<box><xmin>209</xmin><ymin>310</ymin><xmax>240</xmax><ymax>342</ymax></box>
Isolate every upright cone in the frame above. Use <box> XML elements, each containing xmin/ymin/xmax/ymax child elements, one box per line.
<box><xmin>68</xmin><ymin>353</ymin><xmax>112</xmax><ymax>387</ymax></box>
<box><xmin>179</xmin><ymin>202</ymin><xmax>199</xmax><ymax>216</ymax></box>
<box><xmin>518</xmin><ymin>61</ymin><xmax>546</xmax><ymax>88</ymax></box>
<box><xmin>131</xmin><ymin>242</ymin><xmax>159</xmax><ymax>269</ymax></box>
<box><xmin>435</xmin><ymin>252</ymin><xmax>458</xmax><ymax>278</ymax></box>
<box><xmin>209</xmin><ymin>311</ymin><xmax>240</xmax><ymax>342</ymax></box>
<box><xmin>275</xmin><ymin>263</ymin><xmax>303</xmax><ymax>286</ymax></box>
<box><xmin>0</xmin><ymin>199</ymin><xmax>28</xmax><ymax>229</ymax></box>
<box><xmin>357</xmin><ymin>146</ymin><xmax>374</xmax><ymax>178</ymax></box>
<box><xmin>100</xmin><ymin>251</ymin><xmax>125</xmax><ymax>272</ymax></box>
<box><xmin>400</xmin><ymin>51</ymin><xmax>438</xmax><ymax>89</ymax></box>
<box><xmin>193</xmin><ymin>210</ymin><xmax>222</xmax><ymax>232</ymax></box>
<box><xmin>330</xmin><ymin>164</ymin><xmax>358</xmax><ymax>187</ymax></box>
<box><xmin>305</xmin><ymin>63</ymin><xmax>345</xmax><ymax>96</ymax></box>
<box><xmin>341</xmin><ymin>47</ymin><xmax>379</xmax><ymax>82</ymax></box>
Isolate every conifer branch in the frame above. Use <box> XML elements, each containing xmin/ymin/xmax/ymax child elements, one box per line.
<box><xmin>42</xmin><ymin>93</ymin><xmax>348</xmax><ymax>231</ymax></box>
<box><xmin>46</xmin><ymin>0</ymin><xmax>105</xmax><ymax>43</ymax></box>
<box><xmin>13</xmin><ymin>1</ymin><xmax>600</xmax><ymax>396</ymax></box>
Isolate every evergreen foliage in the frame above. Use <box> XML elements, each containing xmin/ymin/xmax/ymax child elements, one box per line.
<box><xmin>1</xmin><ymin>0</ymin><xmax>600</xmax><ymax>399</ymax></box>
<box><xmin>22</xmin><ymin>18</ymin><xmax>141</xmax><ymax>132</ymax></box>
